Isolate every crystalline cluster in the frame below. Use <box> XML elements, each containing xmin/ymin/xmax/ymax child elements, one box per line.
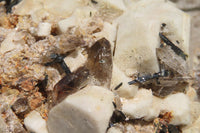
<box><xmin>0</xmin><ymin>0</ymin><xmax>199</xmax><ymax>133</ymax></box>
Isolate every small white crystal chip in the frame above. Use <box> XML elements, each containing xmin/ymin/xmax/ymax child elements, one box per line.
<box><xmin>24</xmin><ymin>111</ymin><xmax>48</xmax><ymax>133</ymax></box>
<box><xmin>37</xmin><ymin>22</ymin><xmax>52</xmax><ymax>36</ymax></box>
<box><xmin>64</xmin><ymin>49</ymin><xmax>87</xmax><ymax>72</ymax></box>
<box><xmin>47</xmin><ymin>85</ymin><xmax>114</xmax><ymax>133</ymax></box>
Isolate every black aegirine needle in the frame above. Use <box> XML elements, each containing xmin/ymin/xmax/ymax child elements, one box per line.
<box><xmin>45</xmin><ymin>54</ymin><xmax>71</xmax><ymax>75</ymax></box>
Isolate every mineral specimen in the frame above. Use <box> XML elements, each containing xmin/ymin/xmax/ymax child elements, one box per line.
<box><xmin>0</xmin><ymin>0</ymin><xmax>198</xmax><ymax>133</ymax></box>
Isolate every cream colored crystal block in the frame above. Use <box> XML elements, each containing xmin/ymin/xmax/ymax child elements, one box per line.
<box><xmin>58</xmin><ymin>15</ymin><xmax>77</xmax><ymax>33</ymax></box>
<box><xmin>161</xmin><ymin>93</ymin><xmax>191</xmax><ymax>125</ymax></box>
<box><xmin>122</xmin><ymin>91</ymin><xmax>191</xmax><ymax>124</ymax></box>
<box><xmin>64</xmin><ymin>49</ymin><xmax>87</xmax><ymax>72</ymax></box>
<box><xmin>111</xmin><ymin>64</ymin><xmax>138</xmax><ymax>98</ymax></box>
<box><xmin>47</xmin><ymin>85</ymin><xmax>114</xmax><ymax>133</ymax></box>
<box><xmin>122</xmin><ymin>89</ymin><xmax>159</xmax><ymax>120</ymax></box>
<box><xmin>37</xmin><ymin>22</ymin><xmax>52</xmax><ymax>36</ymax></box>
<box><xmin>24</xmin><ymin>111</ymin><xmax>48</xmax><ymax>133</ymax></box>
<box><xmin>114</xmin><ymin>0</ymin><xmax>190</xmax><ymax>75</ymax></box>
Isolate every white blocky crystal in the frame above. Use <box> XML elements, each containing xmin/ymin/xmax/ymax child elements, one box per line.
<box><xmin>161</xmin><ymin>93</ymin><xmax>191</xmax><ymax>125</ymax></box>
<box><xmin>58</xmin><ymin>15</ymin><xmax>77</xmax><ymax>33</ymax></box>
<box><xmin>114</xmin><ymin>0</ymin><xmax>190</xmax><ymax>75</ymax></box>
<box><xmin>64</xmin><ymin>49</ymin><xmax>87</xmax><ymax>72</ymax></box>
<box><xmin>122</xmin><ymin>89</ymin><xmax>159</xmax><ymax>120</ymax></box>
<box><xmin>47</xmin><ymin>85</ymin><xmax>114</xmax><ymax>133</ymax></box>
<box><xmin>24</xmin><ymin>111</ymin><xmax>48</xmax><ymax>133</ymax></box>
<box><xmin>37</xmin><ymin>22</ymin><xmax>52</xmax><ymax>36</ymax></box>
<box><xmin>121</xmin><ymin>91</ymin><xmax>191</xmax><ymax>125</ymax></box>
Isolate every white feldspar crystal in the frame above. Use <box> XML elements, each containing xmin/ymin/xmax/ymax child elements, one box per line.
<box><xmin>47</xmin><ymin>85</ymin><xmax>114</xmax><ymax>133</ymax></box>
<box><xmin>161</xmin><ymin>93</ymin><xmax>191</xmax><ymax>125</ymax></box>
<box><xmin>58</xmin><ymin>15</ymin><xmax>77</xmax><ymax>33</ymax></box>
<box><xmin>64</xmin><ymin>49</ymin><xmax>87</xmax><ymax>72</ymax></box>
<box><xmin>122</xmin><ymin>91</ymin><xmax>191</xmax><ymax>125</ymax></box>
<box><xmin>37</xmin><ymin>22</ymin><xmax>52</xmax><ymax>36</ymax></box>
<box><xmin>114</xmin><ymin>0</ymin><xmax>190</xmax><ymax>75</ymax></box>
<box><xmin>111</xmin><ymin>64</ymin><xmax>138</xmax><ymax>98</ymax></box>
<box><xmin>24</xmin><ymin>111</ymin><xmax>48</xmax><ymax>133</ymax></box>
<box><xmin>122</xmin><ymin>89</ymin><xmax>159</xmax><ymax>120</ymax></box>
